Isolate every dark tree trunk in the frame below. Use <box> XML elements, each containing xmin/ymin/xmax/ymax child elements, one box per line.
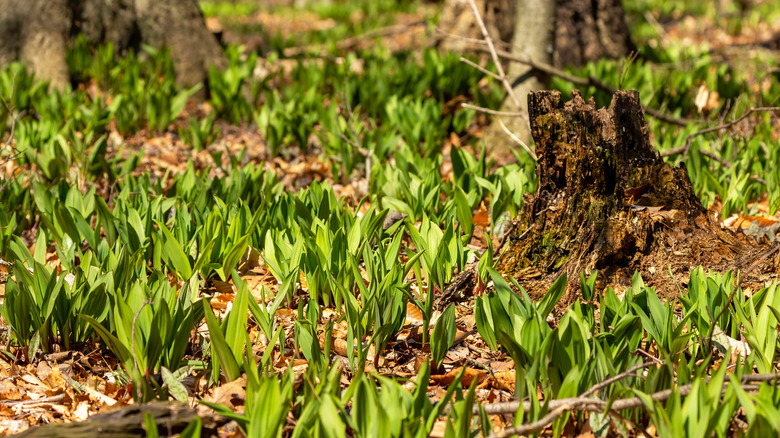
<box><xmin>495</xmin><ymin>90</ymin><xmax>779</xmax><ymax>306</ymax></box>
<box><xmin>432</xmin><ymin>0</ymin><xmax>517</xmax><ymax>54</ymax></box>
<box><xmin>435</xmin><ymin>0</ymin><xmax>634</xmax><ymax>70</ymax></box>
<box><xmin>0</xmin><ymin>0</ymin><xmax>72</xmax><ymax>90</ymax></box>
<box><xmin>554</xmin><ymin>0</ymin><xmax>635</xmax><ymax>68</ymax></box>
<box><xmin>435</xmin><ymin>0</ymin><xmax>636</xmax><ymax>159</ymax></box>
<box><xmin>0</xmin><ymin>0</ymin><xmax>226</xmax><ymax>93</ymax></box>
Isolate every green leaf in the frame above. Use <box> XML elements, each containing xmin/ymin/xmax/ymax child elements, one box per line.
<box><xmin>224</xmin><ymin>272</ymin><xmax>249</xmax><ymax>364</ymax></box>
<box><xmin>144</xmin><ymin>412</ymin><xmax>159</xmax><ymax>438</ymax></box>
<box><xmin>538</xmin><ymin>273</ymin><xmax>567</xmax><ymax>318</ymax></box>
<box><xmin>431</xmin><ymin>304</ymin><xmax>456</xmax><ymax>367</ymax></box>
<box><xmin>78</xmin><ymin>314</ymin><xmax>134</xmax><ymax>373</ymax></box>
<box><xmin>161</xmin><ymin>366</ymin><xmax>189</xmax><ymax>402</ymax></box>
<box><xmin>178</xmin><ymin>418</ymin><xmax>201</xmax><ymax>438</ymax></box>
<box><xmin>155</xmin><ymin>220</ymin><xmax>193</xmax><ymax>280</ymax></box>
<box><xmin>201</xmin><ymin>299</ymin><xmax>241</xmax><ymax>381</ymax></box>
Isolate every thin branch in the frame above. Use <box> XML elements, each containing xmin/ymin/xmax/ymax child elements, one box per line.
<box><xmin>490</xmin><ymin>404</ymin><xmax>571</xmax><ymax>438</ymax></box>
<box><xmin>635</xmin><ymin>348</ymin><xmax>664</xmax><ymax>365</ymax></box>
<box><xmin>433</xmin><ymin>26</ymin><xmax>514</xmax><ymax>51</ymax></box>
<box><xmin>460</xmin><ymin>103</ymin><xmax>524</xmax><ymax>117</ymax></box>
<box><xmin>660</xmin><ymin>107</ymin><xmax>780</xmax><ymax>158</ymax></box>
<box><xmin>437</xmin><ymin>28</ymin><xmax>693</xmax><ymax>127</ymax></box>
<box><xmin>0</xmin><ymin>72</ymin><xmax>17</xmax><ymax>155</ymax></box>
<box><xmin>498</xmin><ymin>118</ymin><xmax>536</xmax><ymax>160</ymax></box>
<box><xmin>466</xmin><ymin>0</ymin><xmax>520</xmax><ymax>108</ymax></box>
<box><xmin>0</xmin><ymin>394</ymin><xmax>66</xmax><ymax>406</ymax></box>
<box><xmin>459</xmin><ymin>56</ymin><xmax>504</xmax><ymax>82</ymax></box>
<box><xmin>478</xmin><ymin>373</ymin><xmax>777</xmax><ymax>416</ymax></box>
<box><xmin>579</xmin><ymin>361</ymin><xmax>654</xmax><ymax>398</ymax></box>
<box><xmin>0</xmin><ymin>73</ymin><xmax>24</xmax><ymax>191</ymax></box>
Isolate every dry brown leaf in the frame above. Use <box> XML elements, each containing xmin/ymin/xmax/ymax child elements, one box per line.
<box><xmin>430</xmin><ymin>419</ymin><xmax>448</xmax><ymax>438</ymax></box>
<box><xmin>83</xmin><ymin>385</ymin><xmax>118</xmax><ymax>407</ymax></box>
<box><xmin>44</xmin><ymin>364</ymin><xmax>66</xmax><ymax>391</ymax></box>
<box><xmin>479</xmin><ymin>370</ymin><xmax>515</xmax><ymax>392</ymax></box>
<box><xmin>202</xmin><ymin>376</ymin><xmax>247</xmax><ymax>410</ymax></box>
<box><xmin>332</xmin><ymin>338</ymin><xmax>351</xmax><ymax>358</ymax></box>
<box><xmin>430</xmin><ymin>366</ymin><xmax>486</xmax><ymax>387</ymax></box>
<box><xmin>71</xmin><ymin>401</ymin><xmax>91</xmax><ymax>421</ymax></box>
<box><xmin>212</xmin><ymin>279</ymin><xmax>234</xmax><ymax>295</ymax></box>
<box><xmin>405</xmin><ymin>303</ymin><xmax>424</xmax><ymax>325</ymax></box>
<box><xmin>473</xmin><ymin>204</ymin><xmax>490</xmax><ymax>227</ymax></box>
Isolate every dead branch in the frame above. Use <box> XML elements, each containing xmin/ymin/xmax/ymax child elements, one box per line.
<box><xmin>498</xmin><ymin>118</ymin><xmax>535</xmax><ymax>160</ymax></box>
<box><xmin>489</xmin><ymin>404</ymin><xmax>571</xmax><ymax>438</ymax></box>
<box><xmin>465</xmin><ymin>0</ymin><xmax>521</xmax><ymax>109</ymax></box>
<box><xmin>460</xmin><ymin>103</ymin><xmax>524</xmax><ymax>117</ymax></box>
<box><xmin>579</xmin><ymin>361</ymin><xmax>653</xmax><ymax>398</ymax></box>
<box><xmin>660</xmin><ymin>106</ymin><xmax>780</xmax><ymax>159</ymax></box>
<box><xmin>0</xmin><ymin>393</ymin><xmax>66</xmax><ymax>406</ymax></box>
<box><xmin>437</xmin><ymin>28</ymin><xmax>692</xmax><ymax>127</ymax></box>
<box><xmin>474</xmin><ymin>373</ymin><xmax>778</xmax><ymax>437</ymax></box>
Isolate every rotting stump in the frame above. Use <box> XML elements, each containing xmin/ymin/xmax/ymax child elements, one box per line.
<box><xmin>494</xmin><ymin>89</ymin><xmax>779</xmax><ymax>307</ymax></box>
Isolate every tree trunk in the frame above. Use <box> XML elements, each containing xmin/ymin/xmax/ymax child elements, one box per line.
<box><xmin>554</xmin><ymin>0</ymin><xmax>635</xmax><ymax>68</ymax></box>
<box><xmin>432</xmin><ymin>0</ymin><xmax>516</xmax><ymax>55</ymax></box>
<box><xmin>0</xmin><ymin>0</ymin><xmax>72</xmax><ymax>91</ymax></box>
<box><xmin>436</xmin><ymin>0</ymin><xmax>635</xmax><ymax>162</ymax></box>
<box><xmin>495</xmin><ymin>89</ymin><xmax>779</xmax><ymax>306</ymax></box>
<box><xmin>0</xmin><ymin>0</ymin><xmax>226</xmax><ymax>93</ymax></box>
<box><xmin>486</xmin><ymin>0</ymin><xmax>556</xmax><ymax>154</ymax></box>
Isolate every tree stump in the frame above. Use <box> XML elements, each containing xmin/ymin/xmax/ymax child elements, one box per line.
<box><xmin>496</xmin><ymin>89</ymin><xmax>779</xmax><ymax>305</ymax></box>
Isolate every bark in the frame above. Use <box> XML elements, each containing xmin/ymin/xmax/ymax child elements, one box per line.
<box><xmin>486</xmin><ymin>0</ymin><xmax>556</xmax><ymax>153</ymax></box>
<box><xmin>433</xmin><ymin>0</ymin><xmax>516</xmax><ymax>54</ymax></box>
<box><xmin>11</xmin><ymin>402</ymin><xmax>219</xmax><ymax>438</ymax></box>
<box><xmin>495</xmin><ymin>90</ymin><xmax>779</xmax><ymax>306</ymax></box>
<box><xmin>436</xmin><ymin>0</ymin><xmax>635</xmax><ymax>162</ymax></box>
<box><xmin>0</xmin><ymin>0</ymin><xmax>71</xmax><ymax>91</ymax></box>
<box><xmin>134</xmin><ymin>0</ymin><xmax>227</xmax><ymax>90</ymax></box>
<box><xmin>554</xmin><ymin>0</ymin><xmax>634</xmax><ymax>68</ymax></box>
<box><xmin>0</xmin><ymin>0</ymin><xmax>226</xmax><ymax>93</ymax></box>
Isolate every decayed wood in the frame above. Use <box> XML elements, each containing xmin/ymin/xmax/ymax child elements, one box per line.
<box><xmin>496</xmin><ymin>89</ymin><xmax>778</xmax><ymax>305</ymax></box>
<box><xmin>11</xmin><ymin>402</ymin><xmax>220</xmax><ymax>438</ymax></box>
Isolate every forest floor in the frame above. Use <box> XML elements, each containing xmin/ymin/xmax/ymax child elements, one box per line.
<box><xmin>2</xmin><ymin>1</ymin><xmax>780</xmax><ymax>436</ymax></box>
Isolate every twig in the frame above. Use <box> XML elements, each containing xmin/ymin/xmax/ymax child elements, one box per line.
<box><xmin>466</xmin><ymin>0</ymin><xmax>520</xmax><ymax>108</ymax></box>
<box><xmin>452</xmin><ymin>328</ymin><xmax>478</xmax><ymax>346</ymax></box>
<box><xmin>0</xmin><ymin>73</ymin><xmax>24</xmax><ymax>192</ymax></box>
<box><xmin>459</xmin><ymin>56</ymin><xmax>504</xmax><ymax>82</ymax></box>
<box><xmin>460</xmin><ymin>103</ymin><xmax>524</xmax><ymax>117</ymax></box>
<box><xmin>433</xmin><ymin>26</ymin><xmax>514</xmax><ymax>51</ymax></box>
<box><xmin>579</xmin><ymin>361</ymin><xmax>654</xmax><ymax>398</ymax></box>
<box><xmin>660</xmin><ymin>107</ymin><xmax>780</xmax><ymax>159</ymax></box>
<box><xmin>635</xmin><ymin>348</ymin><xmax>663</xmax><ymax>365</ymax></box>
<box><xmin>490</xmin><ymin>404</ymin><xmax>571</xmax><ymax>438</ymax></box>
<box><xmin>498</xmin><ymin>118</ymin><xmax>536</xmax><ymax>160</ymax></box>
<box><xmin>437</xmin><ymin>28</ymin><xmax>693</xmax><ymax>127</ymax></box>
<box><xmin>0</xmin><ymin>72</ymin><xmax>18</xmax><ymax>154</ymax></box>
<box><xmin>477</xmin><ymin>373</ymin><xmax>776</xmax><ymax>416</ymax></box>
<box><xmin>0</xmin><ymin>393</ymin><xmax>66</xmax><ymax>406</ymax></box>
